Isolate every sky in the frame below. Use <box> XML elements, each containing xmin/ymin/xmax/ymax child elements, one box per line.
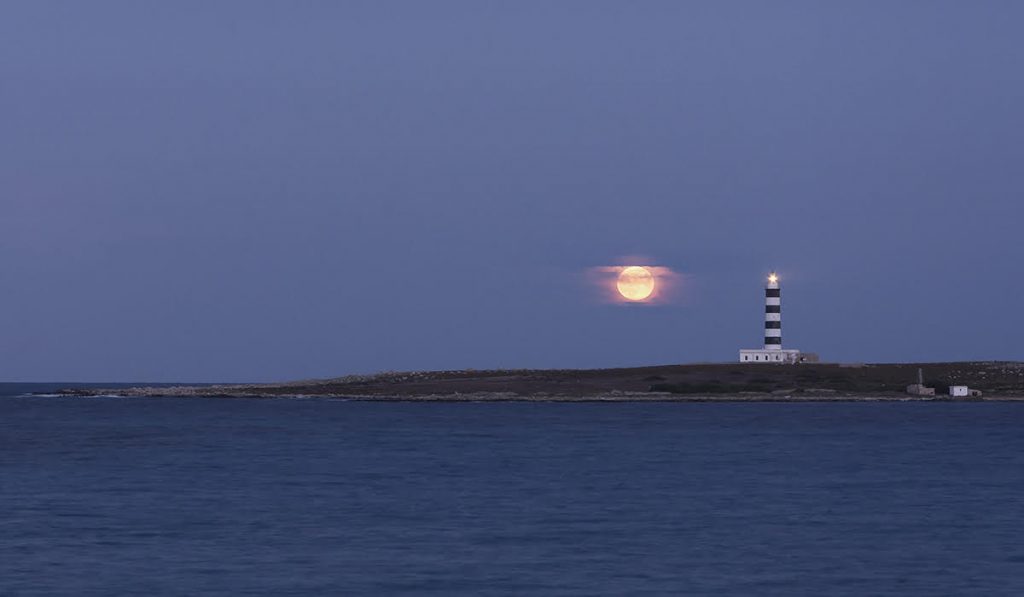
<box><xmin>2</xmin><ymin>1</ymin><xmax>1022</xmax><ymax>382</ymax></box>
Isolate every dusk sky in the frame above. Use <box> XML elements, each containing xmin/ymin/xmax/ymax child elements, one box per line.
<box><xmin>2</xmin><ymin>2</ymin><xmax>1022</xmax><ymax>382</ymax></box>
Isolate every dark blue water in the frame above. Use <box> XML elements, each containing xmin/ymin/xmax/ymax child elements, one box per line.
<box><xmin>3</xmin><ymin>384</ymin><xmax>1024</xmax><ymax>595</ymax></box>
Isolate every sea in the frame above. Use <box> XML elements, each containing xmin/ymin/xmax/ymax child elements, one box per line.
<box><xmin>2</xmin><ymin>383</ymin><xmax>1024</xmax><ymax>596</ymax></box>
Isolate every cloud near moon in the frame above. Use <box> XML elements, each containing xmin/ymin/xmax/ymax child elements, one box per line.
<box><xmin>586</xmin><ymin>263</ymin><xmax>682</xmax><ymax>305</ymax></box>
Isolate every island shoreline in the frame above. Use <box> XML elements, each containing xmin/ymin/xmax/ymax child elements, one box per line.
<box><xmin>52</xmin><ymin>361</ymin><xmax>1024</xmax><ymax>402</ymax></box>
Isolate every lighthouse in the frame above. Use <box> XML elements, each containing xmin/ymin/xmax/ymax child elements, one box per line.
<box><xmin>739</xmin><ymin>272</ymin><xmax>815</xmax><ymax>364</ymax></box>
<box><xmin>764</xmin><ymin>272</ymin><xmax>782</xmax><ymax>350</ymax></box>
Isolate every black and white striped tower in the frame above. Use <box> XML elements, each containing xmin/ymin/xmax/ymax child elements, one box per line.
<box><xmin>764</xmin><ymin>272</ymin><xmax>782</xmax><ymax>350</ymax></box>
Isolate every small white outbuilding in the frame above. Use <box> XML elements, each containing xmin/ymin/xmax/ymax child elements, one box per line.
<box><xmin>950</xmin><ymin>386</ymin><xmax>969</xmax><ymax>397</ymax></box>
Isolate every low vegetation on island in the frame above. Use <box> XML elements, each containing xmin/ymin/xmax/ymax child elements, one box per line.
<box><xmin>60</xmin><ymin>362</ymin><xmax>1024</xmax><ymax>401</ymax></box>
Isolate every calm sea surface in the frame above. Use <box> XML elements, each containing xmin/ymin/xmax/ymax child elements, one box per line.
<box><xmin>3</xmin><ymin>383</ymin><xmax>1024</xmax><ymax>596</ymax></box>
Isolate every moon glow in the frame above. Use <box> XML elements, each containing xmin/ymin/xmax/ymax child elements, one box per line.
<box><xmin>616</xmin><ymin>266</ymin><xmax>655</xmax><ymax>301</ymax></box>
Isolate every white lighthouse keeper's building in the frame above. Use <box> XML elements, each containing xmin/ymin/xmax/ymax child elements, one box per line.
<box><xmin>739</xmin><ymin>273</ymin><xmax>811</xmax><ymax>364</ymax></box>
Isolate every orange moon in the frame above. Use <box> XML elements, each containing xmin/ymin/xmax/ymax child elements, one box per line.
<box><xmin>616</xmin><ymin>266</ymin><xmax>655</xmax><ymax>301</ymax></box>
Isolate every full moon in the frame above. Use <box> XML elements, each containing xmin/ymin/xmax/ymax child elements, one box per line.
<box><xmin>616</xmin><ymin>266</ymin><xmax>655</xmax><ymax>301</ymax></box>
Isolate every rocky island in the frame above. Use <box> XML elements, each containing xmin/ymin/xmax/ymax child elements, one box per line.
<box><xmin>60</xmin><ymin>362</ymin><xmax>1024</xmax><ymax>401</ymax></box>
